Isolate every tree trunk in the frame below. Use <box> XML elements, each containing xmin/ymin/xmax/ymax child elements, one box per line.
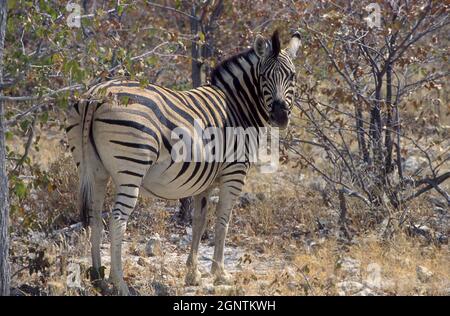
<box><xmin>190</xmin><ymin>5</ymin><xmax>202</xmax><ymax>88</ymax></box>
<box><xmin>371</xmin><ymin>76</ymin><xmax>386</xmax><ymax>187</ymax></box>
<box><xmin>179</xmin><ymin>1</ymin><xmax>223</xmax><ymax>225</ymax></box>
<box><xmin>384</xmin><ymin>33</ymin><xmax>396</xmax><ymax>175</ymax></box>
<box><xmin>0</xmin><ymin>0</ymin><xmax>10</xmax><ymax>296</ymax></box>
<box><xmin>355</xmin><ymin>100</ymin><xmax>369</xmax><ymax>164</ymax></box>
<box><xmin>394</xmin><ymin>102</ymin><xmax>403</xmax><ymax>181</ymax></box>
<box><xmin>371</xmin><ymin>80</ymin><xmax>383</xmax><ymax>166</ymax></box>
<box><xmin>202</xmin><ymin>0</ymin><xmax>223</xmax><ymax>78</ymax></box>
<box><xmin>384</xmin><ymin>61</ymin><xmax>393</xmax><ymax>174</ymax></box>
<box><xmin>178</xmin><ymin>4</ymin><xmax>202</xmax><ymax>224</ymax></box>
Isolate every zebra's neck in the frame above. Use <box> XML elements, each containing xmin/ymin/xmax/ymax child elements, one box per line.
<box><xmin>210</xmin><ymin>49</ymin><xmax>269</xmax><ymax>128</ymax></box>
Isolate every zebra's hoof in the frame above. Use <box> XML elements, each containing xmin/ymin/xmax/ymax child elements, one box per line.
<box><xmin>185</xmin><ymin>269</ymin><xmax>202</xmax><ymax>286</ymax></box>
<box><xmin>213</xmin><ymin>271</ymin><xmax>233</xmax><ymax>286</ymax></box>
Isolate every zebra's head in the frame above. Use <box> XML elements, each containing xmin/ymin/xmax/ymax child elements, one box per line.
<box><xmin>254</xmin><ymin>31</ymin><xmax>301</xmax><ymax>129</ymax></box>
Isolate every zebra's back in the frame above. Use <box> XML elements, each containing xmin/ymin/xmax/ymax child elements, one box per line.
<box><xmin>67</xmin><ymin>79</ymin><xmax>243</xmax><ymax>200</ymax></box>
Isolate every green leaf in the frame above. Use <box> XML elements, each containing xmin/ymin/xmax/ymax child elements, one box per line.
<box><xmin>199</xmin><ymin>32</ymin><xmax>205</xmax><ymax>43</ymax></box>
<box><xmin>39</xmin><ymin>111</ymin><xmax>49</xmax><ymax>124</ymax></box>
<box><xmin>117</xmin><ymin>4</ymin><xmax>124</xmax><ymax>16</ymax></box>
<box><xmin>19</xmin><ymin>119</ymin><xmax>30</xmax><ymax>132</ymax></box>
<box><xmin>146</xmin><ymin>55</ymin><xmax>158</xmax><ymax>66</ymax></box>
<box><xmin>14</xmin><ymin>180</ymin><xmax>28</xmax><ymax>200</ymax></box>
<box><xmin>139</xmin><ymin>78</ymin><xmax>149</xmax><ymax>88</ymax></box>
<box><xmin>5</xmin><ymin>131</ymin><xmax>13</xmax><ymax>141</ymax></box>
<box><xmin>119</xmin><ymin>95</ymin><xmax>130</xmax><ymax>105</ymax></box>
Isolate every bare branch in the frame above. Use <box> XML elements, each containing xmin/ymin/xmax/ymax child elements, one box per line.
<box><xmin>5</xmin><ymin>103</ymin><xmax>45</xmax><ymax>127</ymax></box>
<box><xmin>0</xmin><ymin>84</ymin><xmax>83</xmax><ymax>102</ymax></box>
<box><xmin>404</xmin><ymin>172</ymin><xmax>450</xmax><ymax>203</ymax></box>
<box><xmin>145</xmin><ymin>1</ymin><xmax>199</xmax><ymax>21</ymax></box>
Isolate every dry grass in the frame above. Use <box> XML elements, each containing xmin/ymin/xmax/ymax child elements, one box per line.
<box><xmin>6</xmin><ymin>111</ymin><xmax>450</xmax><ymax>296</ymax></box>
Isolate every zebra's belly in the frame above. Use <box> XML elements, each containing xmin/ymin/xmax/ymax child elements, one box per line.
<box><xmin>141</xmin><ymin>160</ymin><xmax>220</xmax><ymax>200</ymax></box>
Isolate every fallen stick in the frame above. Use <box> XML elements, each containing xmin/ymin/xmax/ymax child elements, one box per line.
<box><xmin>51</xmin><ymin>211</ymin><xmax>109</xmax><ymax>237</ymax></box>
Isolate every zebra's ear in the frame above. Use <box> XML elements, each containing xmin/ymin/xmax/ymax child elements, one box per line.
<box><xmin>287</xmin><ymin>32</ymin><xmax>302</xmax><ymax>58</ymax></box>
<box><xmin>254</xmin><ymin>34</ymin><xmax>270</xmax><ymax>59</ymax></box>
<box><xmin>271</xmin><ymin>30</ymin><xmax>281</xmax><ymax>57</ymax></box>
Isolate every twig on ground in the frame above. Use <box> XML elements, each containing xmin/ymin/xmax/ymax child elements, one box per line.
<box><xmin>51</xmin><ymin>211</ymin><xmax>109</xmax><ymax>237</ymax></box>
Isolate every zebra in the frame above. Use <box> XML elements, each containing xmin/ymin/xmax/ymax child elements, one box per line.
<box><xmin>66</xmin><ymin>30</ymin><xmax>301</xmax><ymax>295</ymax></box>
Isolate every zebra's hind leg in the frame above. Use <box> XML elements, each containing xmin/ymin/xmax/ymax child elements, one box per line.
<box><xmin>185</xmin><ymin>189</ymin><xmax>211</xmax><ymax>286</ymax></box>
<box><xmin>109</xmin><ymin>183</ymin><xmax>141</xmax><ymax>296</ymax></box>
<box><xmin>211</xmin><ymin>185</ymin><xmax>242</xmax><ymax>285</ymax></box>
<box><xmin>88</xmin><ymin>175</ymin><xmax>109</xmax><ymax>290</ymax></box>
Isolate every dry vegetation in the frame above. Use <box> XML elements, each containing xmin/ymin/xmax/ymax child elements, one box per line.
<box><xmin>7</xmin><ymin>117</ymin><xmax>449</xmax><ymax>296</ymax></box>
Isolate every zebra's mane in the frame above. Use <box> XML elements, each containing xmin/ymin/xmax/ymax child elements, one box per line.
<box><xmin>210</xmin><ymin>48</ymin><xmax>256</xmax><ymax>86</ymax></box>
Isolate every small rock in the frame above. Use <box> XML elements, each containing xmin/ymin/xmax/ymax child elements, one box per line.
<box><xmin>404</xmin><ymin>156</ymin><xmax>427</xmax><ymax>173</ymax></box>
<box><xmin>183</xmin><ymin>288</ymin><xmax>197</xmax><ymax>296</ymax></box>
<box><xmin>287</xmin><ymin>281</ymin><xmax>297</xmax><ymax>291</ymax></box>
<box><xmin>255</xmin><ymin>192</ymin><xmax>266</xmax><ymax>201</ymax></box>
<box><xmin>416</xmin><ymin>266</ymin><xmax>433</xmax><ymax>283</ymax></box>
<box><xmin>169</xmin><ymin>234</ymin><xmax>179</xmax><ymax>243</ymax></box>
<box><xmin>145</xmin><ymin>235</ymin><xmax>162</xmax><ymax>257</ymax></box>
<box><xmin>407</xmin><ymin>224</ymin><xmax>433</xmax><ymax>240</ymax></box>
<box><xmin>202</xmin><ymin>284</ymin><xmax>215</xmax><ymax>295</ymax></box>
<box><xmin>214</xmin><ymin>285</ymin><xmax>243</xmax><ymax>295</ymax></box>
<box><xmin>305</xmin><ymin>238</ymin><xmax>324</xmax><ymax>253</ymax></box>
<box><xmin>336</xmin><ymin>281</ymin><xmax>364</xmax><ymax>295</ymax></box>
<box><xmin>291</xmin><ymin>224</ymin><xmax>310</xmax><ymax>240</ymax></box>
<box><xmin>436</xmin><ymin>232</ymin><xmax>448</xmax><ymax>244</ymax></box>
<box><xmin>151</xmin><ymin>281</ymin><xmax>174</xmax><ymax>296</ymax></box>
<box><xmin>355</xmin><ymin>288</ymin><xmax>377</xmax><ymax>296</ymax></box>
<box><xmin>137</xmin><ymin>257</ymin><xmax>147</xmax><ymax>267</ymax></box>
<box><xmin>316</xmin><ymin>218</ymin><xmax>328</xmax><ymax>231</ymax></box>
<box><xmin>336</xmin><ymin>257</ymin><xmax>361</xmax><ymax>279</ymax></box>
<box><xmin>180</xmin><ymin>227</ymin><xmax>193</xmax><ymax>247</ymax></box>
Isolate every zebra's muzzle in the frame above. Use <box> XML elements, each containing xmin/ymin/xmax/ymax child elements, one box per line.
<box><xmin>269</xmin><ymin>102</ymin><xmax>290</xmax><ymax>129</ymax></box>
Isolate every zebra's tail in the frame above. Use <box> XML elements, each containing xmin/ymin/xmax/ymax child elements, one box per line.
<box><xmin>78</xmin><ymin>99</ymin><xmax>97</xmax><ymax>227</ymax></box>
<box><xmin>79</xmin><ymin>171</ymin><xmax>92</xmax><ymax>227</ymax></box>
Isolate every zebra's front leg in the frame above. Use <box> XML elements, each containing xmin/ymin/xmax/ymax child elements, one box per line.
<box><xmin>211</xmin><ymin>185</ymin><xmax>242</xmax><ymax>285</ymax></box>
<box><xmin>185</xmin><ymin>189</ymin><xmax>211</xmax><ymax>286</ymax></box>
<box><xmin>109</xmin><ymin>184</ymin><xmax>140</xmax><ymax>295</ymax></box>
